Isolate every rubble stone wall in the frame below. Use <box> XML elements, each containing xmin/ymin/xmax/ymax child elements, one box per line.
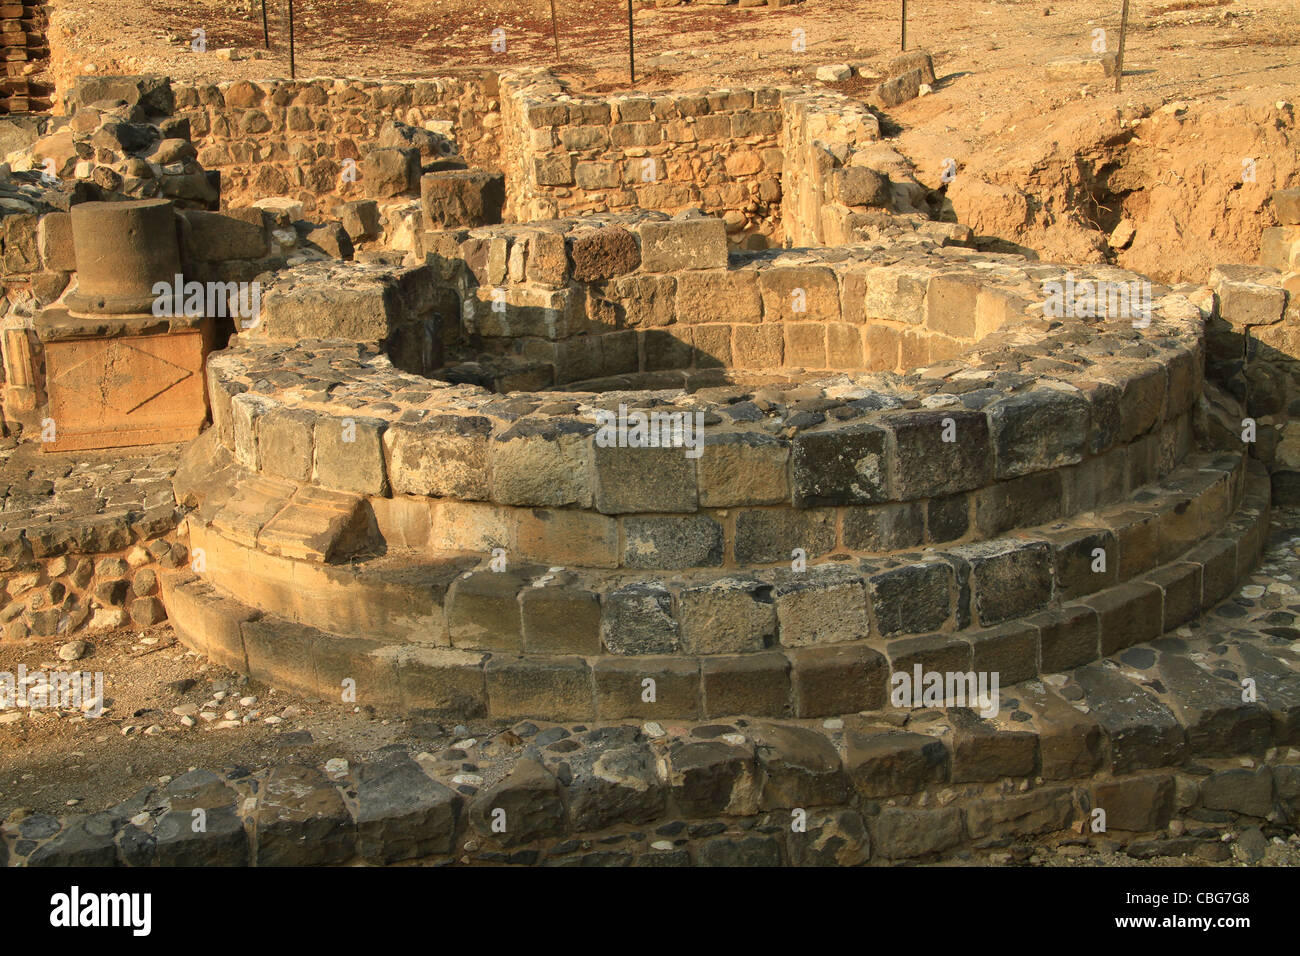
<box><xmin>168</xmin><ymin>73</ymin><xmax>503</xmax><ymax>216</ymax></box>
<box><xmin>499</xmin><ymin>73</ymin><xmax>785</xmax><ymax>247</ymax></box>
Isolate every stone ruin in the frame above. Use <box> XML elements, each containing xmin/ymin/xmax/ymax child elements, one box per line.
<box><xmin>2</xmin><ymin>67</ymin><xmax>1300</xmax><ymax>867</ymax></box>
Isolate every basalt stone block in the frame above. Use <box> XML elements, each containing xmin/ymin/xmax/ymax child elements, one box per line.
<box><xmin>313</xmin><ymin>414</ymin><xmax>388</xmax><ymax>496</ymax></box>
<box><xmin>568</xmin><ymin>227</ymin><xmax>640</xmax><ymax>281</ymax></box>
<box><xmin>873</xmin><ymin>806</ymin><xmax>964</xmax><ymax>859</ymax></box>
<box><xmin>1091</xmin><ymin>773</ymin><xmax>1174</xmax><ymax>832</ymax></box>
<box><xmin>965</xmin><ymin>621</ymin><xmax>1039</xmax><ymax>686</ymax></box>
<box><xmin>255</xmin><ymin>765</ymin><xmax>355</xmax><ymax>866</ymax></box>
<box><xmin>926</xmin><ymin>494</ymin><xmax>970</xmax><ymax>544</ymax></box>
<box><xmin>750</xmin><ymin>723</ymin><xmax>848</xmax><ymax>809</ymax></box>
<box><xmin>987</xmin><ymin>387</ymin><xmax>1090</xmax><ymax>479</ymax></box>
<box><xmin>867</xmin><ymin>560</ymin><xmax>954</xmax><ymax>637</ymax></box>
<box><xmin>886</xmin><ymin>409</ymin><xmax>992</xmax><ymax>498</ymax></box>
<box><xmin>469</xmin><ymin>758</ymin><xmax>565</xmax><ymax>847</ymax></box>
<box><xmin>1072</xmin><ymin>663</ymin><xmax>1186</xmax><ymax>773</ymax></box>
<box><xmin>1235</xmin><ymin>642</ymin><xmax>1300</xmax><ymax>745</ymax></box>
<box><xmin>948</xmin><ymin>708</ymin><xmax>1038</xmax><ymax>782</ymax></box>
<box><xmin>593</xmin><ymin>443</ymin><xmax>697</xmax><ymax>514</ymax></box>
<box><xmin>773</xmin><ymin>568</ymin><xmax>869</xmax><ymax>646</ymax></box>
<box><xmin>421</xmin><ymin>169</ymin><xmax>505</xmax><ymax>228</ymax></box>
<box><xmin>1211</xmin><ymin>265</ymin><xmax>1288</xmax><ymax>328</ymax></box>
<box><xmin>792</xmin><ymin>423</ymin><xmax>892</xmax><ymax>506</ymax></box>
<box><xmin>384</xmin><ymin>415</ymin><xmax>492</xmax><ymax>500</ymax></box>
<box><xmin>944</xmin><ymin>539</ymin><xmax>1052</xmax><ymax>627</ymax></box>
<box><xmin>354</xmin><ymin>753</ymin><xmax>463</xmax><ymax>863</ymax></box>
<box><xmin>972</xmin><ymin>471</ymin><xmax>1063</xmax><ymax>536</ymax></box>
<box><xmin>845</xmin><ymin>729</ymin><xmax>949</xmax><ymax>797</ymax></box>
<box><xmin>842</xmin><ymin>502</ymin><xmax>924</xmax><ymax>552</ymax></box>
<box><xmin>621</xmin><ymin>515</ymin><xmax>724</xmax><ymax>569</ymax></box>
<box><xmin>1080</xmin><ymin>580</ymin><xmax>1163</xmax><ymax>656</ymax></box>
<box><xmin>662</xmin><ymin>739</ymin><xmax>759</xmax><ymax>817</ymax></box>
<box><xmin>1144</xmin><ymin>561</ymin><xmax>1202</xmax><ymax>632</ymax></box>
<box><xmin>1040</xmin><ymin>525</ymin><xmax>1116</xmax><ymax>600</ymax></box>
<box><xmin>362</xmin><ymin>146</ymin><xmax>421</xmax><ymax>199</ymax></box>
<box><xmin>733</xmin><ymin>508</ymin><xmax>836</xmax><ymax>564</ymax></box>
<box><xmin>1154</xmin><ymin>653</ymin><xmax>1271</xmax><ymax>758</ymax></box>
<box><xmin>563</xmin><ymin>742</ymin><xmax>668</xmax><ymax>831</ymax></box>
<box><xmin>697</xmin><ymin>835</ymin><xmax>782</xmax><ymax>867</ymax></box>
<box><xmin>886</xmin><ymin>633</ymin><xmax>972</xmax><ymax>676</ymax></box>
<box><xmin>636</xmin><ymin>218</ymin><xmax>727</xmax><ymax>272</ymax></box>
<box><xmin>789</xmin><ymin>643</ymin><xmax>889</xmax><ymax>716</ymax></box>
<box><xmin>965</xmin><ymin>787</ymin><xmax>1074</xmax><ymax>840</ymax></box>
<box><xmin>1199</xmin><ymin>766</ymin><xmax>1274</xmax><ymax>818</ymax></box>
<box><xmin>181</xmin><ymin>208</ymin><xmax>268</xmax><ymax>261</ymax></box>
<box><xmin>601</xmin><ymin>581</ymin><xmax>680</xmax><ymax>655</ymax></box>
<box><xmin>678</xmin><ymin>577</ymin><xmax>776</xmax><ymax>654</ymax></box>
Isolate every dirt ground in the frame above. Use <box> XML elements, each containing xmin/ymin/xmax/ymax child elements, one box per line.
<box><xmin>0</xmin><ymin>621</ymin><xmax>504</xmax><ymax>816</ymax></box>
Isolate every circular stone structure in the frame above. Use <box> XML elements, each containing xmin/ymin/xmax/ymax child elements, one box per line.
<box><xmin>163</xmin><ymin>219</ymin><xmax>1267</xmax><ymax>724</ymax></box>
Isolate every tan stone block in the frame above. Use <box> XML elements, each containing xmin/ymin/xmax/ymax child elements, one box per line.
<box><xmin>784</xmin><ymin>323</ymin><xmax>827</xmax><ymax>368</ymax></box>
<box><xmin>514</xmin><ymin>508</ymin><xmax>618</xmax><ymax>568</ymax></box>
<box><xmin>925</xmin><ymin>274</ymin><xmax>982</xmax><ymax>338</ymax></box>
<box><xmin>827</xmin><ymin>322</ymin><xmax>864</xmax><ymax>368</ymax></box>
<box><xmin>759</xmin><ymin>265</ymin><xmax>840</xmax><ymax>322</ymax></box>
<box><xmin>431</xmin><ymin>500</ymin><xmax>515</xmax><ymax>553</ymax></box>
<box><xmin>864</xmin><ymin>324</ymin><xmax>900</xmax><ymax>371</ymax></box>
<box><xmin>900</xmin><ymin>330</ymin><xmax>928</xmax><ymax>367</ymax></box>
<box><xmin>697</xmin><ymin>431</ymin><xmax>790</xmax><ymax>506</ymax></box>
<box><xmin>485</xmin><ymin>657</ymin><xmax>595</xmax><ymax>720</ymax></box>
<box><xmin>675</xmin><ymin>270</ymin><xmax>762</xmax><ymax>324</ymax></box>
<box><xmin>370</xmin><ymin>495</ymin><xmax>435</xmax><ymax>549</ymax></box>
<box><xmin>594</xmin><ymin>657</ymin><xmax>702</xmax><ymax>720</ymax></box>
<box><xmin>692</xmin><ymin>323</ymin><xmax>733</xmax><ymax>368</ymax></box>
<box><xmin>732</xmin><ymin>324</ymin><xmax>784</xmax><ymax>368</ymax></box>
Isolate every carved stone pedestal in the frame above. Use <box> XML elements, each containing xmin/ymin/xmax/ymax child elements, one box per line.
<box><xmin>36</xmin><ymin>199</ymin><xmax>212</xmax><ymax>451</ymax></box>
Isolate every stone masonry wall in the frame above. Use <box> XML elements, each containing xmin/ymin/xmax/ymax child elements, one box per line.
<box><xmin>168</xmin><ymin>72</ymin><xmax>503</xmax><ymax>216</ymax></box>
<box><xmin>499</xmin><ymin>72</ymin><xmax>784</xmax><ymax>248</ymax></box>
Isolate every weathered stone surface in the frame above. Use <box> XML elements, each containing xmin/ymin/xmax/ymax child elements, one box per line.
<box><xmin>662</xmin><ymin>739</ymin><xmax>759</xmax><ymax>816</ymax></box>
<box><xmin>601</xmin><ymin>582</ymin><xmax>681</xmax><ymax>655</ymax></box>
<box><xmin>471</xmin><ymin>757</ymin><xmax>565</xmax><ymax>846</ymax></box>
<box><xmin>353</xmin><ymin>753</ymin><xmax>462</xmax><ymax>863</ymax></box>
<box><xmin>792</xmin><ymin>423</ymin><xmax>891</xmax><ymax>506</ymax></box>
<box><xmin>844</xmin><ymin>729</ymin><xmax>948</xmax><ymax>796</ymax></box>
<box><xmin>1072</xmin><ymin>664</ymin><xmax>1186</xmax><ymax>773</ymax></box>
<box><xmin>873</xmin><ymin>807</ymin><xmax>963</xmax><ymax>859</ymax></box>
<box><xmin>678</xmin><ymin>577</ymin><xmax>776</xmax><ymax>654</ymax></box>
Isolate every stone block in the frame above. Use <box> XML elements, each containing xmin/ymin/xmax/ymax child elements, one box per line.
<box><xmin>637</xmin><ymin>218</ymin><xmax>727</xmax><ymax>272</ymax></box>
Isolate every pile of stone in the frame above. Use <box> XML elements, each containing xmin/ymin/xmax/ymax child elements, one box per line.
<box><xmin>26</xmin><ymin>74</ymin><xmax>217</xmax><ymax>209</ymax></box>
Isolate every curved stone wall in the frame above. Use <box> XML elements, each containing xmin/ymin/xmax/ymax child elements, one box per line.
<box><xmin>164</xmin><ymin>229</ymin><xmax>1270</xmax><ymax>722</ymax></box>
